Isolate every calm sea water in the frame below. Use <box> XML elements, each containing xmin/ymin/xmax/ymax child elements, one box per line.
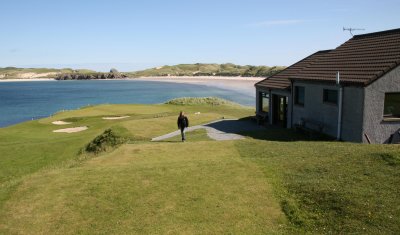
<box><xmin>0</xmin><ymin>80</ymin><xmax>254</xmax><ymax>127</ymax></box>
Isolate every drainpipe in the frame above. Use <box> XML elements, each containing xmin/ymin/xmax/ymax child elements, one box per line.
<box><xmin>269</xmin><ymin>89</ymin><xmax>273</xmax><ymax>125</ymax></box>
<box><xmin>256</xmin><ymin>88</ymin><xmax>259</xmax><ymax>113</ymax></box>
<box><xmin>290</xmin><ymin>80</ymin><xmax>294</xmax><ymax>128</ymax></box>
<box><xmin>337</xmin><ymin>72</ymin><xmax>343</xmax><ymax>140</ymax></box>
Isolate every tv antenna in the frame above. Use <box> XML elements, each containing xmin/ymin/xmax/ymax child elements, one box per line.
<box><xmin>343</xmin><ymin>27</ymin><xmax>365</xmax><ymax>36</ymax></box>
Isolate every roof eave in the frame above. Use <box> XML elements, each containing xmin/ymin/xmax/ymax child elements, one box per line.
<box><xmin>290</xmin><ymin>77</ymin><xmax>366</xmax><ymax>87</ymax></box>
<box><xmin>364</xmin><ymin>61</ymin><xmax>400</xmax><ymax>86</ymax></box>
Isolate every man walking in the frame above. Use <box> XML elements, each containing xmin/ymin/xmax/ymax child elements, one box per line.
<box><xmin>177</xmin><ymin>111</ymin><xmax>189</xmax><ymax>142</ymax></box>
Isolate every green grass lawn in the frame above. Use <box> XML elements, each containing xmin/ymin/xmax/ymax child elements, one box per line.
<box><xmin>0</xmin><ymin>98</ymin><xmax>399</xmax><ymax>234</ymax></box>
<box><xmin>236</xmin><ymin>137</ymin><xmax>400</xmax><ymax>234</ymax></box>
<box><xmin>1</xmin><ymin>141</ymin><xmax>285</xmax><ymax>234</ymax></box>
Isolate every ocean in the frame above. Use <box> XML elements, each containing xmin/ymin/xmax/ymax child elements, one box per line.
<box><xmin>0</xmin><ymin>80</ymin><xmax>254</xmax><ymax>127</ymax></box>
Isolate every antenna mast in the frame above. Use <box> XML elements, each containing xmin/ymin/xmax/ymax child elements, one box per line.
<box><xmin>343</xmin><ymin>27</ymin><xmax>365</xmax><ymax>36</ymax></box>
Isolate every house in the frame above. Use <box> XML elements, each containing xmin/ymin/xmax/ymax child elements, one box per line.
<box><xmin>255</xmin><ymin>28</ymin><xmax>400</xmax><ymax>144</ymax></box>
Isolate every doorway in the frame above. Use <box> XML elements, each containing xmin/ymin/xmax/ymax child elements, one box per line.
<box><xmin>272</xmin><ymin>95</ymin><xmax>288</xmax><ymax>128</ymax></box>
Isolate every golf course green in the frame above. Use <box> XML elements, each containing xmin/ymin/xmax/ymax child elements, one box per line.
<box><xmin>0</xmin><ymin>98</ymin><xmax>399</xmax><ymax>234</ymax></box>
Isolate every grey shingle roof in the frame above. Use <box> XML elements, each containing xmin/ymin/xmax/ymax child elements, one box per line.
<box><xmin>256</xmin><ymin>28</ymin><xmax>400</xmax><ymax>89</ymax></box>
<box><xmin>292</xmin><ymin>28</ymin><xmax>400</xmax><ymax>85</ymax></box>
<box><xmin>255</xmin><ymin>50</ymin><xmax>331</xmax><ymax>89</ymax></box>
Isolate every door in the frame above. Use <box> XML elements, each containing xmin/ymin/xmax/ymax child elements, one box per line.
<box><xmin>272</xmin><ymin>95</ymin><xmax>288</xmax><ymax>128</ymax></box>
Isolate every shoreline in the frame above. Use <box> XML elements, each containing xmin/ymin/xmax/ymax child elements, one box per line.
<box><xmin>0</xmin><ymin>78</ymin><xmax>56</xmax><ymax>82</ymax></box>
<box><xmin>0</xmin><ymin>76</ymin><xmax>265</xmax><ymax>82</ymax></box>
<box><xmin>0</xmin><ymin>76</ymin><xmax>262</xmax><ymax>97</ymax></box>
<box><xmin>0</xmin><ymin>76</ymin><xmax>258</xmax><ymax>128</ymax></box>
<box><xmin>132</xmin><ymin>76</ymin><xmax>262</xmax><ymax>96</ymax></box>
<box><xmin>133</xmin><ymin>75</ymin><xmax>265</xmax><ymax>81</ymax></box>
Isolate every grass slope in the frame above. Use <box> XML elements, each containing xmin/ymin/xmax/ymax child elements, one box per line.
<box><xmin>1</xmin><ymin>141</ymin><xmax>285</xmax><ymax>234</ymax></box>
<box><xmin>236</xmin><ymin>136</ymin><xmax>400</xmax><ymax>234</ymax></box>
<box><xmin>0</xmin><ymin>98</ymin><xmax>399</xmax><ymax>234</ymax></box>
<box><xmin>0</xmin><ymin>100</ymin><xmax>252</xmax><ymax>183</ymax></box>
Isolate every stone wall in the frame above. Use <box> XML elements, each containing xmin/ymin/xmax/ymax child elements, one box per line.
<box><xmin>292</xmin><ymin>81</ymin><xmax>365</xmax><ymax>141</ymax></box>
<box><xmin>363</xmin><ymin>65</ymin><xmax>400</xmax><ymax>143</ymax></box>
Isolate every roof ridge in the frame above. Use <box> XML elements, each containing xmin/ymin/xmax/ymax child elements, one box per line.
<box><xmin>353</xmin><ymin>28</ymin><xmax>400</xmax><ymax>38</ymax></box>
<box><xmin>317</xmin><ymin>49</ymin><xmax>334</xmax><ymax>53</ymax></box>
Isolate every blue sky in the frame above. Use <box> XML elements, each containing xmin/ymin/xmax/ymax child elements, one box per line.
<box><xmin>0</xmin><ymin>0</ymin><xmax>399</xmax><ymax>71</ymax></box>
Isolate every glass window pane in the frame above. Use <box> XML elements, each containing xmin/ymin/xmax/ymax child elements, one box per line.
<box><xmin>384</xmin><ymin>93</ymin><xmax>400</xmax><ymax>118</ymax></box>
<box><xmin>323</xmin><ymin>89</ymin><xmax>338</xmax><ymax>104</ymax></box>
<box><xmin>262</xmin><ymin>97</ymin><xmax>269</xmax><ymax>112</ymax></box>
<box><xmin>295</xmin><ymin>86</ymin><xmax>305</xmax><ymax>106</ymax></box>
<box><xmin>260</xmin><ymin>92</ymin><xmax>269</xmax><ymax>113</ymax></box>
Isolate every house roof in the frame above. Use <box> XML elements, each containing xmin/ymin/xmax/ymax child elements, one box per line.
<box><xmin>292</xmin><ymin>28</ymin><xmax>400</xmax><ymax>85</ymax></box>
<box><xmin>256</xmin><ymin>28</ymin><xmax>400</xmax><ymax>89</ymax></box>
<box><xmin>255</xmin><ymin>50</ymin><xmax>331</xmax><ymax>90</ymax></box>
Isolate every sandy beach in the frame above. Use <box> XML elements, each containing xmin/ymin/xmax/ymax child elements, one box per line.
<box><xmin>132</xmin><ymin>76</ymin><xmax>263</xmax><ymax>97</ymax></box>
<box><xmin>0</xmin><ymin>76</ymin><xmax>263</xmax><ymax>97</ymax></box>
<box><xmin>0</xmin><ymin>78</ymin><xmax>56</xmax><ymax>82</ymax></box>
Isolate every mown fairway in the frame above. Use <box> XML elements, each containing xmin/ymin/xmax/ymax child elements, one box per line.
<box><xmin>0</xmin><ymin>98</ymin><xmax>399</xmax><ymax>234</ymax></box>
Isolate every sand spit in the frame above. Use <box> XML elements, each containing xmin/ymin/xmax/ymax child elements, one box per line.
<box><xmin>52</xmin><ymin>121</ymin><xmax>72</xmax><ymax>125</ymax></box>
<box><xmin>132</xmin><ymin>76</ymin><xmax>263</xmax><ymax>97</ymax></box>
<box><xmin>53</xmin><ymin>126</ymin><xmax>88</xmax><ymax>133</ymax></box>
<box><xmin>102</xmin><ymin>116</ymin><xmax>130</xmax><ymax>120</ymax></box>
<box><xmin>133</xmin><ymin>76</ymin><xmax>265</xmax><ymax>81</ymax></box>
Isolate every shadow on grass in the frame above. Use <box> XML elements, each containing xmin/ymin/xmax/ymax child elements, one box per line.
<box><xmin>205</xmin><ymin>117</ymin><xmax>334</xmax><ymax>142</ymax></box>
<box><xmin>158</xmin><ymin>140</ymin><xmax>184</xmax><ymax>143</ymax></box>
<box><xmin>240</xmin><ymin>129</ymin><xmax>333</xmax><ymax>142</ymax></box>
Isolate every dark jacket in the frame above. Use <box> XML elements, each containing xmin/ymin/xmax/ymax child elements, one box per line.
<box><xmin>177</xmin><ymin>116</ymin><xmax>189</xmax><ymax>129</ymax></box>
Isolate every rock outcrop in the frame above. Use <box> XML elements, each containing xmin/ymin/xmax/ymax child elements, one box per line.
<box><xmin>55</xmin><ymin>72</ymin><xmax>127</xmax><ymax>80</ymax></box>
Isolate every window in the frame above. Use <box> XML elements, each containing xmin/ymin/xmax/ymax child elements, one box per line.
<box><xmin>295</xmin><ymin>86</ymin><xmax>305</xmax><ymax>106</ymax></box>
<box><xmin>323</xmin><ymin>89</ymin><xmax>338</xmax><ymax>105</ymax></box>
<box><xmin>384</xmin><ymin>93</ymin><xmax>400</xmax><ymax>118</ymax></box>
<box><xmin>259</xmin><ymin>92</ymin><xmax>269</xmax><ymax>113</ymax></box>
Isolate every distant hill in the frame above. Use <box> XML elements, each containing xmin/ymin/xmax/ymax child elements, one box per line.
<box><xmin>0</xmin><ymin>67</ymin><xmax>96</xmax><ymax>80</ymax></box>
<box><xmin>128</xmin><ymin>63</ymin><xmax>285</xmax><ymax>77</ymax></box>
<box><xmin>1</xmin><ymin>63</ymin><xmax>286</xmax><ymax>80</ymax></box>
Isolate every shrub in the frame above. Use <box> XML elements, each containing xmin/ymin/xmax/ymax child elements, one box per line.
<box><xmin>165</xmin><ymin>97</ymin><xmax>240</xmax><ymax>106</ymax></box>
<box><xmin>85</xmin><ymin>129</ymin><xmax>125</xmax><ymax>154</ymax></box>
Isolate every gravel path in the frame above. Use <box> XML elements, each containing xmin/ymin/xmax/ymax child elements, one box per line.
<box><xmin>151</xmin><ymin>119</ymin><xmax>262</xmax><ymax>141</ymax></box>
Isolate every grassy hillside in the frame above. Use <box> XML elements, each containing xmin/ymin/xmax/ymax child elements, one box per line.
<box><xmin>129</xmin><ymin>63</ymin><xmax>285</xmax><ymax>77</ymax></box>
<box><xmin>1</xmin><ymin>63</ymin><xmax>285</xmax><ymax>80</ymax></box>
<box><xmin>0</xmin><ymin>98</ymin><xmax>399</xmax><ymax>234</ymax></box>
<box><xmin>0</xmin><ymin>67</ymin><xmax>96</xmax><ymax>79</ymax></box>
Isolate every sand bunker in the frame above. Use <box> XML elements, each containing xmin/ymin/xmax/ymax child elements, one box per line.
<box><xmin>52</xmin><ymin>121</ymin><xmax>72</xmax><ymax>125</ymax></box>
<box><xmin>102</xmin><ymin>116</ymin><xmax>130</xmax><ymax>120</ymax></box>
<box><xmin>53</xmin><ymin>126</ymin><xmax>88</xmax><ymax>133</ymax></box>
